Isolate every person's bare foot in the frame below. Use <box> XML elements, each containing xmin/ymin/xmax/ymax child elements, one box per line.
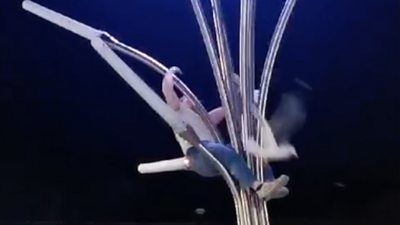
<box><xmin>270</xmin><ymin>187</ymin><xmax>289</xmax><ymax>200</ymax></box>
<box><xmin>255</xmin><ymin>175</ymin><xmax>289</xmax><ymax>200</ymax></box>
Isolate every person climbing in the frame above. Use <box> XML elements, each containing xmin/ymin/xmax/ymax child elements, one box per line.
<box><xmin>162</xmin><ymin>67</ymin><xmax>289</xmax><ymax>201</ymax></box>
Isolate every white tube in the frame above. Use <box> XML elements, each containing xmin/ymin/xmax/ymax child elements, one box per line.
<box><xmin>138</xmin><ymin>157</ymin><xmax>188</xmax><ymax>174</ymax></box>
<box><xmin>90</xmin><ymin>38</ymin><xmax>187</xmax><ymax>133</ymax></box>
<box><xmin>22</xmin><ymin>0</ymin><xmax>103</xmax><ymax>40</ymax></box>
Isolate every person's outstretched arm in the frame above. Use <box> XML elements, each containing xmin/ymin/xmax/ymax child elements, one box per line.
<box><xmin>245</xmin><ymin>137</ymin><xmax>297</xmax><ymax>162</ymax></box>
<box><xmin>270</xmin><ymin>79</ymin><xmax>311</xmax><ymax>143</ymax></box>
<box><xmin>162</xmin><ymin>72</ymin><xmax>180</xmax><ymax>111</ymax></box>
<box><xmin>269</xmin><ymin>93</ymin><xmax>306</xmax><ymax>143</ymax></box>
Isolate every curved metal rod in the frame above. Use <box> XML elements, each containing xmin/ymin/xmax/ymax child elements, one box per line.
<box><xmin>92</xmin><ymin>36</ymin><xmax>241</xmax><ymax>203</ymax></box>
<box><xmin>190</xmin><ymin>0</ymin><xmax>242</xmax><ymax>151</ymax></box>
<box><xmin>21</xmin><ymin>2</ymin><xmax>232</xmax><ymax>208</ymax></box>
<box><xmin>256</xmin><ymin>1</ymin><xmax>297</xmax><ymax>225</ymax></box>
<box><xmin>196</xmin><ymin>137</ymin><xmax>242</xmax><ymax>225</ymax></box>
<box><xmin>104</xmin><ymin>40</ymin><xmax>222</xmax><ymax>143</ymax></box>
<box><xmin>23</xmin><ymin>0</ymin><xmax>222</xmax><ymax>143</ymax></box>
<box><xmin>257</xmin><ymin>0</ymin><xmax>297</xmax><ymax>121</ymax></box>
<box><xmin>103</xmin><ymin>9</ymin><xmax>247</xmax><ymax>225</ymax></box>
<box><xmin>197</xmin><ymin>144</ymin><xmax>241</xmax><ymax>203</ymax></box>
<box><xmin>209</xmin><ymin>0</ymin><xmax>242</xmax><ymax>148</ymax></box>
<box><xmin>256</xmin><ymin>0</ymin><xmax>297</xmax><ymax>183</ymax></box>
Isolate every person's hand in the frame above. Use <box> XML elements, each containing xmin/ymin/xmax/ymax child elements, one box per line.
<box><xmin>245</xmin><ymin>138</ymin><xmax>298</xmax><ymax>162</ymax></box>
<box><xmin>167</xmin><ymin>66</ymin><xmax>182</xmax><ymax>76</ymax></box>
<box><xmin>278</xmin><ymin>143</ymin><xmax>298</xmax><ymax>159</ymax></box>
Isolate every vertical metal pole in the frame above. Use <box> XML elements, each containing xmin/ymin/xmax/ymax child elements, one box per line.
<box><xmin>239</xmin><ymin>0</ymin><xmax>256</xmax><ymax>141</ymax></box>
<box><xmin>239</xmin><ymin>1</ymin><xmax>262</xmax><ymax>225</ymax></box>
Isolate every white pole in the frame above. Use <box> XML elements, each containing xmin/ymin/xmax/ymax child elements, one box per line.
<box><xmin>22</xmin><ymin>0</ymin><xmax>103</xmax><ymax>40</ymax></box>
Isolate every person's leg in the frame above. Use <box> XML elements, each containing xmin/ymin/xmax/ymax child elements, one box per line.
<box><xmin>185</xmin><ymin>145</ymin><xmax>220</xmax><ymax>177</ymax></box>
<box><xmin>201</xmin><ymin>141</ymin><xmax>256</xmax><ymax>188</ymax></box>
<box><xmin>186</xmin><ymin>141</ymin><xmax>289</xmax><ymax>200</ymax></box>
<box><xmin>201</xmin><ymin>142</ymin><xmax>289</xmax><ymax>200</ymax></box>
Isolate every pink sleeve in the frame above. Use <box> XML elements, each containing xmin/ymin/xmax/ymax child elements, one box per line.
<box><xmin>162</xmin><ymin>74</ymin><xmax>180</xmax><ymax>111</ymax></box>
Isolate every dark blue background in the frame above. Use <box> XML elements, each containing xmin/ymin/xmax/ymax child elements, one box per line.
<box><xmin>0</xmin><ymin>0</ymin><xmax>399</xmax><ymax>223</ymax></box>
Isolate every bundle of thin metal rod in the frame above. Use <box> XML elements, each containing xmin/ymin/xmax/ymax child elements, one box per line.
<box><xmin>189</xmin><ymin>1</ymin><xmax>298</xmax><ymax>225</ymax></box>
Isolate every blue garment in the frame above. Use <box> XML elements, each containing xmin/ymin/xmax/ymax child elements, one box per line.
<box><xmin>186</xmin><ymin>141</ymin><xmax>274</xmax><ymax>188</ymax></box>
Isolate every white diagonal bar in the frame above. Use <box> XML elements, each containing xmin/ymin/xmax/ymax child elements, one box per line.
<box><xmin>22</xmin><ymin>0</ymin><xmax>103</xmax><ymax>40</ymax></box>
